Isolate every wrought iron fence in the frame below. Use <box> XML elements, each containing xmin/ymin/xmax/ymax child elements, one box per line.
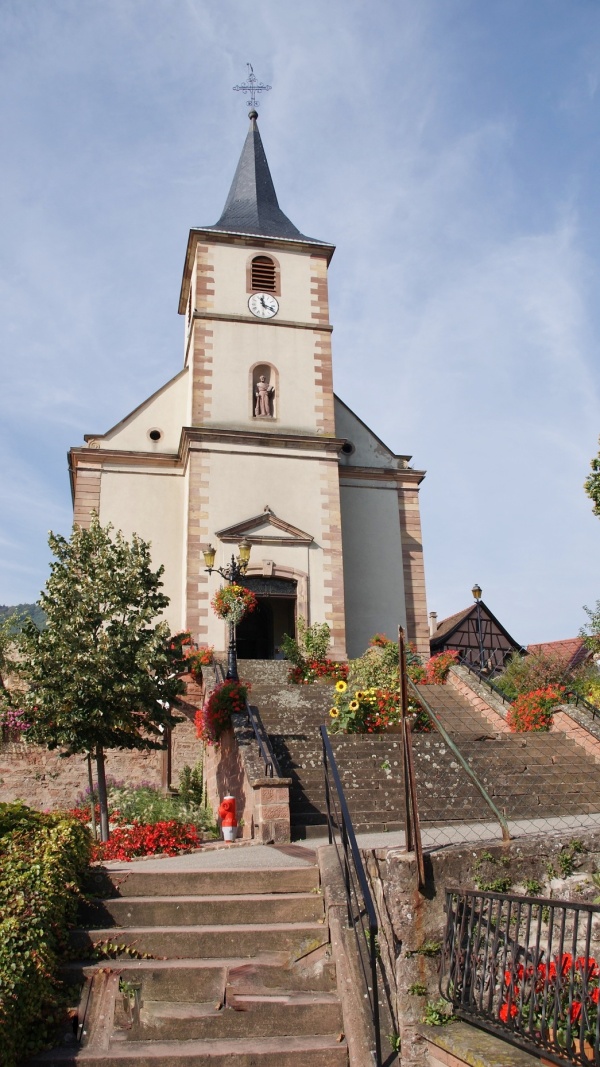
<box><xmin>441</xmin><ymin>887</ymin><xmax>600</xmax><ymax>1065</ymax></box>
<box><xmin>321</xmin><ymin>724</ymin><xmax>383</xmax><ymax>1067</ymax></box>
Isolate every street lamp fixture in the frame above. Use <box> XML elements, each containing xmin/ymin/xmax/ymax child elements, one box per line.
<box><xmin>202</xmin><ymin>539</ymin><xmax>252</xmax><ymax>681</ymax></box>
<box><xmin>472</xmin><ymin>583</ymin><xmax>485</xmax><ymax>671</ymax></box>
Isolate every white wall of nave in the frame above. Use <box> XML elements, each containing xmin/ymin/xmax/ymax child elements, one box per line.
<box><xmin>98</xmin><ymin>470</ymin><xmax>185</xmax><ymax>632</ymax></box>
<box><xmin>340</xmin><ymin>482</ymin><xmax>407</xmax><ymax>657</ymax></box>
<box><xmin>97</xmin><ymin>370</ymin><xmax>189</xmax><ymax>454</ymax></box>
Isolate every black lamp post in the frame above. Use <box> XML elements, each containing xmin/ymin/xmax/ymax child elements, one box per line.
<box><xmin>203</xmin><ymin>538</ymin><xmax>252</xmax><ymax>681</ymax></box>
<box><xmin>472</xmin><ymin>583</ymin><xmax>486</xmax><ymax>671</ymax></box>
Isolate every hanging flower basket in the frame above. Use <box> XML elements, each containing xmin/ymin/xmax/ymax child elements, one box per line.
<box><xmin>211</xmin><ymin>584</ymin><xmax>258</xmax><ymax>625</ymax></box>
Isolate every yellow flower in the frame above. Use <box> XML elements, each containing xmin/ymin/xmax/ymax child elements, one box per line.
<box><xmin>355</xmin><ymin>691</ymin><xmax>364</xmax><ymax>700</ymax></box>
<box><xmin>329</xmin><ymin>708</ymin><xmax>339</xmax><ymax>718</ymax></box>
<box><xmin>335</xmin><ymin>680</ymin><xmax>348</xmax><ymax>693</ymax></box>
<box><xmin>349</xmin><ymin>700</ymin><xmax>359</xmax><ymax>712</ymax></box>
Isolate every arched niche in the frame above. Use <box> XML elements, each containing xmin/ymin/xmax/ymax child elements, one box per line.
<box><xmin>250</xmin><ymin>363</ymin><xmax>278</xmax><ymax>420</ymax></box>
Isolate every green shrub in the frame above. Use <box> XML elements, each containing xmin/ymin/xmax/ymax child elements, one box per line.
<box><xmin>0</xmin><ymin>804</ymin><xmax>92</xmax><ymax>1065</ymax></box>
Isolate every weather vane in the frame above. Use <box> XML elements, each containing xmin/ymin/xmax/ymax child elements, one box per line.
<box><xmin>233</xmin><ymin>63</ymin><xmax>271</xmax><ymax>109</ymax></box>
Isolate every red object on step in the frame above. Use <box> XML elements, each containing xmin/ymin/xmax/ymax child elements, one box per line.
<box><xmin>218</xmin><ymin>795</ymin><xmax>237</xmax><ymax>827</ymax></box>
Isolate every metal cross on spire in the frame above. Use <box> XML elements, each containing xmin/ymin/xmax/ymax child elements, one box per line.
<box><xmin>233</xmin><ymin>63</ymin><xmax>271</xmax><ymax>109</ymax></box>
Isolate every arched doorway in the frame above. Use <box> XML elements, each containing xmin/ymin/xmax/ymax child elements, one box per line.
<box><xmin>236</xmin><ymin>577</ymin><xmax>296</xmax><ymax>660</ymax></box>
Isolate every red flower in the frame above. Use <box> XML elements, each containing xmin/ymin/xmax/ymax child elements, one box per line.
<box><xmin>570</xmin><ymin>1001</ymin><xmax>583</xmax><ymax>1023</ymax></box>
<box><xmin>499</xmin><ymin>1002</ymin><xmax>518</xmax><ymax>1022</ymax></box>
<box><xmin>576</xmin><ymin>957</ymin><xmax>600</xmax><ymax>978</ymax></box>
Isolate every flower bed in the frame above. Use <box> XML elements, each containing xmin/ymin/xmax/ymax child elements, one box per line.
<box><xmin>91</xmin><ymin>819</ymin><xmax>200</xmax><ymax>862</ymax></box>
<box><xmin>328</xmin><ymin>679</ymin><xmax>430</xmax><ymax>734</ymax></box>
<box><xmin>507</xmin><ymin>685</ymin><xmax>565</xmax><ymax>732</ymax></box>
<box><xmin>288</xmin><ymin>658</ymin><xmax>349</xmax><ymax>685</ymax></box>
<box><xmin>195</xmin><ymin>679</ymin><xmax>249</xmax><ymax>744</ymax></box>
<box><xmin>0</xmin><ymin>803</ymin><xmax>91</xmax><ymax>1066</ymax></box>
<box><xmin>501</xmin><ymin>951</ymin><xmax>600</xmax><ymax>1049</ymax></box>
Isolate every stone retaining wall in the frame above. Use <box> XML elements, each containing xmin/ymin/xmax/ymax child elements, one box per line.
<box><xmin>0</xmin><ymin>671</ymin><xmax>203</xmax><ymax>810</ymax></box>
<box><xmin>363</xmin><ymin>829</ymin><xmax>600</xmax><ymax>1066</ymax></box>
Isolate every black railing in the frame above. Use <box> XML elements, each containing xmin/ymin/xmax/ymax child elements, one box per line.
<box><xmin>458</xmin><ymin>656</ymin><xmax>512</xmax><ymax>704</ymax></box>
<box><xmin>441</xmin><ymin>888</ymin><xmax>600</xmax><ymax>1065</ymax></box>
<box><xmin>214</xmin><ymin>662</ymin><xmax>280</xmax><ymax>778</ymax></box>
<box><xmin>564</xmin><ymin>689</ymin><xmax>600</xmax><ymax>723</ymax></box>
<box><xmin>321</xmin><ymin>725</ymin><xmax>382</xmax><ymax>1067</ymax></box>
<box><xmin>245</xmin><ymin>701</ymin><xmax>280</xmax><ymax>778</ymax></box>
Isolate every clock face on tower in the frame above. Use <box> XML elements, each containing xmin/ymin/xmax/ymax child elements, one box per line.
<box><xmin>248</xmin><ymin>292</ymin><xmax>279</xmax><ymax>319</ymax></box>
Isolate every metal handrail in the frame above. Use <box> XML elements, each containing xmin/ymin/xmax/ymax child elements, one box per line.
<box><xmin>214</xmin><ymin>662</ymin><xmax>280</xmax><ymax>778</ymax></box>
<box><xmin>408</xmin><ymin>677</ymin><xmax>511</xmax><ymax>842</ymax></box>
<box><xmin>321</xmin><ymin>725</ymin><xmax>382</xmax><ymax>1066</ymax></box>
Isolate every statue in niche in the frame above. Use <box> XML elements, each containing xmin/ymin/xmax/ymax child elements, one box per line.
<box><xmin>254</xmin><ymin>374</ymin><xmax>275</xmax><ymax>417</ymax></box>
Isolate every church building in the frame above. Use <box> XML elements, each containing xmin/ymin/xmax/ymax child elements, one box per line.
<box><xmin>69</xmin><ymin>111</ymin><xmax>430</xmax><ymax>660</ymax></box>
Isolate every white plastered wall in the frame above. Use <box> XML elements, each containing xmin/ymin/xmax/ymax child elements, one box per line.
<box><xmin>197</xmin><ymin>446</ymin><xmax>335</xmax><ymax>648</ymax></box>
<box><xmin>340</xmin><ymin>481</ymin><xmax>407</xmax><ymax>658</ymax></box>
<box><xmin>204</xmin><ymin>320</ymin><xmax>320</xmax><ymax>434</ymax></box>
<box><xmin>98</xmin><ymin>370</ymin><xmax>189</xmax><ymax>454</ymax></box>
<box><xmin>99</xmin><ymin>470</ymin><xmax>185</xmax><ymax>632</ymax></box>
<box><xmin>210</xmin><ymin>243</ymin><xmax>316</xmax><ymax>324</ymax></box>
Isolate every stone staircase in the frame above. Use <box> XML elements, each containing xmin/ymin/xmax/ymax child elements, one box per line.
<box><xmin>240</xmin><ymin>661</ymin><xmax>600</xmax><ymax>837</ymax></box>
<box><xmin>32</xmin><ymin>860</ymin><xmax>348</xmax><ymax>1066</ymax></box>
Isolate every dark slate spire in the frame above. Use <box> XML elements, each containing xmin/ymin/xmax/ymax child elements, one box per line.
<box><xmin>206</xmin><ymin>110</ymin><xmax>325</xmax><ymax>244</ymax></box>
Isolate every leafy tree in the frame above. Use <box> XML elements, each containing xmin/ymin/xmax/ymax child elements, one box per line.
<box><xmin>584</xmin><ymin>437</ymin><xmax>600</xmax><ymax>518</ymax></box>
<box><xmin>581</xmin><ymin>601</ymin><xmax>600</xmax><ymax>655</ymax></box>
<box><xmin>18</xmin><ymin>518</ymin><xmax>187</xmax><ymax>840</ymax></box>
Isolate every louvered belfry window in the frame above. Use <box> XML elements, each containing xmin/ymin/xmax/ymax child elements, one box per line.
<box><xmin>251</xmin><ymin>255</ymin><xmax>276</xmax><ymax>292</ymax></box>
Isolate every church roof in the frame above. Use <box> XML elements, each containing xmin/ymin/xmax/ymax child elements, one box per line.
<box><xmin>204</xmin><ymin>111</ymin><xmax>329</xmax><ymax>246</ymax></box>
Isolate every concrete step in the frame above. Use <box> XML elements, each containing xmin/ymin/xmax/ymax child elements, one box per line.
<box><xmin>72</xmin><ymin>922</ymin><xmax>329</xmax><ymax>960</ymax></box>
<box><xmin>30</xmin><ymin>1032</ymin><xmax>349</xmax><ymax>1065</ymax></box>
<box><xmin>82</xmin><ymin>893</ymin><xmax>323</xmax><ymax>929</ymax></box>
<box><xmin>89</xmin><ymin>866</ymin><xmax>319</xmax><ymax>899</ymax></box>
<box><xmin>123</xmin><ymin>990</ymin><xmax>342</xmax><ymax>1041</ymax></box>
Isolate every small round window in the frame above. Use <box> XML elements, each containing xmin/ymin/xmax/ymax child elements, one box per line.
<box><xmin>341</xmin><ymin>441</ymin><xmax>355</xmax><ymax>456</ymax></box>
<box><xmin>148</xmin><ymin>429</ymin><xmax>162</xmax><ymax>442</ymax></box>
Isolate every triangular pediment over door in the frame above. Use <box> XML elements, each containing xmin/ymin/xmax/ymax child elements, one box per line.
<box><xmin>215</xmin><ymin>507</ymin><xmax>314</xmax><ymax>547</ymax></box>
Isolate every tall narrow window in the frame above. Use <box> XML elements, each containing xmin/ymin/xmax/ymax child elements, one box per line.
<box><xmin>251</xmin><ymin>255</ymin><xmax>276</xmax><ymax>292</ymax></box>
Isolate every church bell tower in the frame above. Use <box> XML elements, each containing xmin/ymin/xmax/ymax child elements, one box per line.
<box><xmin>178</xmin><ymin>109</ymin><xmax>348</xmax><ymax>659</ymax></box>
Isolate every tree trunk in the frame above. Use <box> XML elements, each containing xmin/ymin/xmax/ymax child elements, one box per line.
<box><xmin>86</xmin><ymin>753</ymin><xmax>98</xmax><ymax>841</ymax></box>
<box><xmin>95</xmin><ymin>744</ymin><xmax>110</xmax><ymax>842</ymax></box>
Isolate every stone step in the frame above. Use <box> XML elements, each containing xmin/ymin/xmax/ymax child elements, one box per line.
<box><xmin>89</xmin><ymin>866</ymin><xmax>319</xmax><ymax>899</ymax></box>
<box><xmin>61</xmin><ymin>951</ymin><xmax>337</xmax><ymax>1002</ymax></box>
<box><xmin>72</xmin><ymin>922</ymin><xmax>329</xmax><ymax>960</ymax></box>
<box><xmin>30</xmin><ymin>1032</ymin><xmax>349</xmax><ymax>1066</ymax></box>
<box><xmin>83</xmin><ymin>893</ymin><xmax>324</xmax><ymax>929</ymax></box>
<box><xmin>125</xmin><ymin>990</ymin><xmax>342</xmax><ymax>1041</ymax></box>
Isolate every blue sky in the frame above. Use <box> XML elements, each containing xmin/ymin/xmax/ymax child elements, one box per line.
<box><xmin>0</xmin><ymin>0</ymin><xmax>599</xmax><ymax>644</ymax></box>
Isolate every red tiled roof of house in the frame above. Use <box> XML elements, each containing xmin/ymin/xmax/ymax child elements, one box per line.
<box><xmin>526</xmin><ymin>638</ymin><xmax>589</xmax><ymax>671</ymax></box>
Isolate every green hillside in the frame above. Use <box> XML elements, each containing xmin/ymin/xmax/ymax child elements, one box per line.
<box><xmin>0</xmin><ymin>603</ymin><xmax>46</xmax><ymax>630</ymax></box>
